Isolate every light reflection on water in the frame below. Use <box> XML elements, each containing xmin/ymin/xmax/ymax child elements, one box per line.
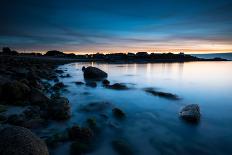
<box><xmin>49</xmin><ymin>61</ymin><xmax>232</xmax><ymax>155</ymax></box>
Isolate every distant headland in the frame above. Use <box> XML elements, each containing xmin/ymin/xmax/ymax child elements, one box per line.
<box><xmin>0</xmin><ymin>47</ymin><xmax>228</xmax><ymax>63</ymax></box>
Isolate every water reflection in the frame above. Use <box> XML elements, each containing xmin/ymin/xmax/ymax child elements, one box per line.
<box><xmin>51</xmin><ymin>61</ymin><xmax>232</xmax><ymax>155</ymax></box>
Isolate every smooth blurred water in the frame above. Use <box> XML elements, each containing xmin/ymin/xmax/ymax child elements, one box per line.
<box><xmin>49</xmin><ymin>61</ymin><xmax>232</xmax><ymax>155</ymax></box>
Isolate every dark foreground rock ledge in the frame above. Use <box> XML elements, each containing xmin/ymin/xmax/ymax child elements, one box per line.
<box><xmin>0</xmin><ymin>126</ymin><xmax>49</xmax><ymax>155</ymax></box>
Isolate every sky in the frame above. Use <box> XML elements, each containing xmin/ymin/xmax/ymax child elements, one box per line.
<box><xmin>0</xmin><ymin>0</ymin><xmax>232</xmax><ymax>54</ymax></box>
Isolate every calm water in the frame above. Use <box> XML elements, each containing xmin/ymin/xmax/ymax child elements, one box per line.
<box><xmin>46</xmin><ymin>61</ymin><xmax>232</xmax><ymax>155</ymax></box>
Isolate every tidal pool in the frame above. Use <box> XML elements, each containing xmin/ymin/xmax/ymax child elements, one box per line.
<box><xmin>44</xmin><ymin>61</ymin><xmax>232</xmax><ymax>155</ymax></box>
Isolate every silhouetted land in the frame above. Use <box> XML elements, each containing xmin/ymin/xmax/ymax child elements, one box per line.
<box><xmin>0</xmin><ymin>47</ymin><xmax>228</xmax><ymax>63</ymax></box>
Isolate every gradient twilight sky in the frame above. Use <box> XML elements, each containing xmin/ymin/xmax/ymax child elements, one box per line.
<box><xmin>1</xmin><ymin>0</ymin><xmax>232</xmax><ymax>54</ymax></box>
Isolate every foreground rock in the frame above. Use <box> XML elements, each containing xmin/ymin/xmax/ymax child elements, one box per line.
<box><xmin>0</xmin><ymin>126</ymin><xmax>49</xmax><ymax>155</ymax></box>
<box><xmin>144</xmin><ymin>88</ymin><xmax>179</xmax><ymax>100</ymax></box>
<box><xmin>112</xmin><ymin>139</ymin><xmax>134</xmax><ymax>155</ymax></box>
<box><xmin>82</xmin><ymin>66</ymin><xmax>107</xmax><ymax>80</ymax></box>
<box><xmin>179</xmin><ymin>104</ymin><xmax>200</xmax><ymax>123</ymax></box>
<box><xmin>112</xmin><ymin>108</ymin><xmax>126</xmax><ymax>119</ymax></box>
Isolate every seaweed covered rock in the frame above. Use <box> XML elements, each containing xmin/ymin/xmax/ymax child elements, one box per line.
<box><xmin>0</xmin><ymin>126</ymin><xmax>49</xmax><ymax>155</ymax></box>
<box><xmin>1</xmin><ymin>81</ymin><xmax>31</xmax><ymax>103</ymax></box>
<box><xmin>47</xmin><ymin>96</ymin><xmax>71</xmax><ymax>120</ymax></box>
<box><xmin>179</xmin><ymin>104</ymin><xmax>200</xmax><ymax>123</ymax></box>
<box><xmin>83</xmin><ymin>66</ymin><xmax>107</xmax><ymax>80</ymax></box>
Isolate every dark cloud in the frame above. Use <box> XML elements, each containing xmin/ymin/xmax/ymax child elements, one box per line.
<box><xmin>0</xmin><ymin>0</ymin><xmax>232</xmax><ymax>53</ymax></box>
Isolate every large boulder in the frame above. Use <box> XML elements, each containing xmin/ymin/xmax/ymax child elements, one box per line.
<box><xmin>47</xmin><ymin>96</ymin><xmax>71</xmax><ymax>120</ymax></box>
<box><xmin>82</xmin><ymin>66</ymin><xmax>107</xmax><ymax>80</ymax></box>
<box><xmin>0</xmin><ymin>126</ymin><xmax>49</xmax><ymax>155</ymax></box>
<box><xmin>2</xmin><ymin>81</ymin><xmax>31</xmax><ymax>103</ymax></box>
<box><xmin>179</xmin><ymin>104</ymin><xmax>200</xmax><ymax>122</ymax></box>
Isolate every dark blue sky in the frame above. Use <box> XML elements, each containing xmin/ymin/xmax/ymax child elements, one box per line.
<box><xmin>1</xmin><ymin>0</ymin><xmax>232</xmax><ymax>53</ymax></box>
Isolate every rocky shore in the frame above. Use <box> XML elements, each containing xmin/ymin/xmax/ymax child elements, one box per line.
<box><xmin>0</xmin><ymin>55</ymin><xmax>202</xmax><ymax>155</ymax></box>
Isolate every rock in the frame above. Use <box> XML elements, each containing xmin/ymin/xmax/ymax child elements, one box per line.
<box><xmin>102</xmin><ymin>79</ymin><xmax>110</xmax><ymax>85</ymax></box>
<box><xmin>6</xmin><ymin>114</ymin><xmax>25</xmax><ymax>126</ymax></box>
<box><xmin>86</xmin><ymin>118</ymin><xmax>97</xmax><ymax>128</ymax></box>
<box><xmin>55</xmin><ymin>69</ymin><xmax>64</xmax><ymax>74</ymax></box>
<box><xmin>83</xmin><ymin>66</ymin><xmax>107</xmax><ymax>80</ymax></box>
<box><xmin>70</xmin><ymin>141</ymin><xmax>92</xmax><ymax>155</ymax></box>
<box><xmin>23</xmin><ymin>106</ymin><xmax>41</xmax><ymax>119</ymax></box>
<box><xmin>30</xmin><ymin>88</ymin><xmax>49</xmax><ymax>107</ymax></box>
<box><xmin>86</xmin><ymin>81</ymin><xmax>97</xmax><ymax>88</ymax></box>
<box><xmin>52</xmin><ymin>82</ymin><xmax>65</xmax><ymax>90</ymax></box>
<box><xmin>179</xmin><ymin>104</ymin><xmax>200</xmax><ymax>122</ymax></box>
<box><xmin>0</xmin><ymin>126</ymin><xmax>49</xmax><ymax>155</ymax></box>
<box><xmin>144</xmin><ymin>88</ymin><xmax>179</xmax><ymax>100</ymax></box>
<box><xmin>79</xmin><ymin>101</ymin><xmax>112</xmax><ymax>112</ymax></box>
<box><xmin>68</xmin><ymin>125</ymin><xmax>94</xmax><ymax>142</ymax></box>
<box><xmin>82</xmin><ymin>66</ymin><xmax>86</xmax><ymax>71</ymax></box>
<box><xmin>74</xmin><ymin>81</ymin><xmax>84</xmax><ymax>85</ymax></box>
<box><xmin>0</xmin><ymin>105</ymin><xmax>7</xmax><ymax>113</ymax></box>
<box><xmin>48</xmin><ymin>96</ymin><xmax>71</xmax><ymax>120</ymax></box>
<box><xmin>21</xmin><ymin>118</ymin><xmax>46</xmax><ymax>129</ymax></box>
<box><xmin>46</xmin><ymin>132</ymin><xmax>69</xmax><ymax>147</ymax></box>
<box><xmin>112</xmin><ymin>139</ymin><xmax>134</xmax><ymax>155</ymax></box>
<box><xmin>106</xmin><ymin>83</ymin><xmax>128</xmax><ymax>90</ymax></box>
<box><xmin>2</xmin><ymin>81</ymin><xmax>31</xmax><ymax>103</ymax></box>
<box><xmin>112</xmin><ymin>108</ymin><xmax>125</xmax><ymax>119</ymax></box>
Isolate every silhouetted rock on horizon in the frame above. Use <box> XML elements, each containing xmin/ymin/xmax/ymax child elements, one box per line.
<box><xmin>179</xmin><ymin>104</ymin><xmax>200</xmax><ymax>123</ymax></box>
<box><xmin>1</xmin><ymin>47</ymin><xmax>18</xmax><ymax>55</ymax></box>
<box><xmin>0</xmin><ymin>126</ymin><xmax>49</xmax><ymax>155</ymax></box>
<box><xmin>45</xmin><ymin>50</ymin><xmax>65</xmax><ymax>56</ymax></box>
<box><xmin>82</xmin><ymin>66</ymin><xmax>108</xmax><ymax>80</ymax></box>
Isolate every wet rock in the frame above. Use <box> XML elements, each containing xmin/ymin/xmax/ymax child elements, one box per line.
<box><xmin>46</xmin><ymin>131</ymin><xmax>69</xmax><ymax>147</ymax></box>
<box><xmin>86</xmin><ymin>81</ymin><xmax>97</xmax><ymax>88</ymax></box>
<box><xmin>74</xmin><ymin>81</ymin><xmax>84</xmax><ymax>85</ymax></box>
<box><xmin>102</xmin><ymin>79</ymin><xmax>110</xmax><ymax>85</ymax></box>
<box><xmin>21</xmin><ymin>118</ymin><xmax>47</xmax><ymax>129</ymax></box>
<box><xmin>55</xmin><ymin>69</ymin><xmax>64</xmax><ymax>74</ymax></box>
<box><xmin>70</xmin><ymin>141</ymin><xmax>92</xmax><ymax>155</ymax></box>
<box><xmin>52</xmin><ymin>82</ymin><xmax>65</xmax><ymax>91</ymax></box>
<box><xmin>30</xmin><ymin>88</ymin><xmax>49</xmax><ymax>107</ymax></box>
<box><xmin>112</xmin><ymin>108</ymin><xmax>125</xmax><ymax>119</ymax></box>
<box><xmin>6</xmin><ymin>114</ymin><xmax>25</xmax><ymax>126</ymax></box>
<box><xmin>68</xmin><ymin>125</ymin><xmax>94</xmax><ymax>142</ymax></box>
<box><xmin>112</xmin><ymin>139</ymin><xmax>134</xmax><ymax>155</ymax></box>
<box><xmin>23</xmin><ymin>106</ymin><xmax>41</xmax><ymax>119</ymax></box>
<box><xmin>83</xmin><ymin>66</ymin><xmax>107</xmax><ymax>80</ymax></box>
<box><xmin>144</xmin><ymin>88</ymin><xmax>179</xmax><ymax>100</ymax></box>
<box><xmin>86</xmin><ymin>118</ymin><xmax>98</xmax><ymax>129</ymax></box>
<box><xmin>179</xmin><ymin>104</ymin><xmax>200</xmax><ymax>123</ymax></box>
<box><xmin>47</xmin><ymin>96</ymin><xmax>71</xmax><ymax>120</ymax></box>
<box><xmin>2</xmin><ymin>81</ymin><xmax>31</xmax><ymax>103</ymax></box>
<box><xmin>79</xmin><ymin>101</ymin><xmax>112</xmax><ymax>112</ymax></box>
<box><xmin>106</xmin><ymin>83</ymin><xmax>128</xmax><ymax>90</ymax></box>
<box><xmin>0</xmin><ymin>126</ymin><xmax>49</xmax><ymax>155</ymax></box>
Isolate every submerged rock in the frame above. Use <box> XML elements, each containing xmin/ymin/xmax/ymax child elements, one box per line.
<box><xmin>85</xmin><ymin>81</ymin><xmax>97</xmax><ymax>88</ymax></box>
<box><xmin>70</xmin><ymin>141</ymin><xmax>93</xmax><ymax>155</ymax></box>
<box><xmin>74</xmin><ymin>81</ymin><xmax>84</xmax><ymax>85</ymax></box>
<box><xmin>112</xmin><ymin>139</ymin><xmax>134</xmax><ymax>155</ymax></box>
<box><xmin>48</xmin><ymin>96</ymin><xmax>71</xmax><ymax>120</ymax></box>
<box><xmin>106</xmin><ymin>83</ymin><xmax>128</xmax><ymax>90</ymax></box>
<box><xmin>112</xmin><ymin>108</ymin><xmax>126</xmax><ymax>119</ymax></box>
<box><xmin>0</xmin><ymin>126</ymin><xmax>49</xmax><ymax>155</ymax></box>
<box><xmin>179</xmin><ymin>104</ymin><xmax>201</xmax><ymax>123</ymax></box>
<box><xmin>144</xmin><ymin>88</ymin><xmax>179</xmax><ymax>100</ymax></box>
<box><xmin>79</xmin><ymin>101</ymin><xmax>112</xmax><ymax>112</ymax></box>
<box><xmin>83</xmin><ymin>66</ymin><xmax>107</xmax><ymax>80</ymax></box>
<box><xmin>68</xmin><ymin>125</ymin><xmax>94</xmax><ymax>142</ymax></box>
